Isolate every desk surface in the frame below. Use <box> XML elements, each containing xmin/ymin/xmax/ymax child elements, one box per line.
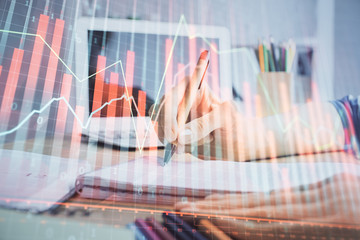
<box><xmin>2</xmin><ymin>136</ymin><xmax>359</xmax><ymax>239</ymax></box>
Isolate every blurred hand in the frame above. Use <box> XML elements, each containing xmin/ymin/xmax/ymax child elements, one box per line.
<box><xmin>175</xmin><ymin>173</ymin><xmax>360</xmax><ymax>224</ymax></box>
<box><xmin>149</xmin><ymin>77</ymin><xmax>267</xmax><ymax>161</ymax></box>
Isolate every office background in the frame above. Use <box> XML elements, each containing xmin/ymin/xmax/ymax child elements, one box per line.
<box><xmin>0</xmin><ymin>1</ymin><xmax>360</xmax><ymax>239</ymax></box>
<box><xmin>0</xmin><ymin>0</ymin><xmax>359</xmax><ymax>137</ymax></box>
<box><xmin>79</xmin><ymin>0</ymin><xmax>360</xmax><ymax>99</ymax></box>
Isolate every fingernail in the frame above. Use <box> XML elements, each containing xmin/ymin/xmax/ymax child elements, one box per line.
<box><xmin>178</xmin><ymin>129</ymin><xmax>192</xmax><ymax>144</ymax></box>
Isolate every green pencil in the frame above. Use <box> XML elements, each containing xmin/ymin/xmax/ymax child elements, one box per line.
<box><xmin>278</xmin><ymin>47</ymin><xmax>282</xmax><ymax>72</ymax></box>
<box><xmin>268</xmin><ymin>49</ymin><xmax>275</xmax><ymax>72</ymax></box>
<box><xmin>263</xmin><ymin>41</ymin><xmax>269</xmax><ymax>72</ymax></box>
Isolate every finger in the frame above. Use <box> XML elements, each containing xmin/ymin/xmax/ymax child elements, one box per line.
<box><xmin>182</xmin><ymin>135</ymin><xmax>213</xmax><ymax>154</ymax></box>
<box><xmin>180</xmin><ymin>135</ymin><xmax>215</xmax><ymax>160</ymax></box>
<box><xmin>178</xmin><ymin>181</ymin><xmax>338</xmax><ymax>212</ymax></box>
<box><xmin>177</xmin><ymin>56</ymin><xmax>209</xmax><ymax>127</ymax></box>
<box><xmin>179</xmin><ymin>193</ymin><xmax>269</xmax><ymax>211</ymax></box>
<box><xmin>149</xmin><ymin>96</ymin><xmax>166</xmax><ymax>142</ymax></box>
<box><xmin>193</xmin><ymin>83</ymin><xmax>220</xmax><ymax>117</ymax></box>
<box><xmin>177</xmin><ymin>107</ymin><xmax>222</xmax><ymax>145</ymax></box>
<box><xmin>162</xmin><ymin>77</ymin><xmax>191</xmax><ymax>142</ymax></box>
<box><xmin>212</xmin><ymin>218</ymin><xmax>292</xmax><ymax>240</ymax></box>
<box><xmin>148</xmin><ymin>103</ymin><xmax>155</xmax><ymax>119</ymax></box>
<box><xmin>156</xmin><ymin>77</ymin><xmax>189</xmax><ymax>142</ymax></box>
<box><xmin>223</xmin><ymin>198</ymin><xmax>340</xmax><ymax>220</ymax></box>
<box><xmin>179</xmin><ymin>201</ymin><xmax>324</xmax><ymax>220</ymax></box>
<box><xmin>179</xmin><ymin>192</ymin><xmax>350</xmax><ymax>221</ymax></box>
<box><xmin>206</xmin><ymin>85</ymin><xmax>221</xmax><ymax>105</ymax></box>
<box><xmin>148</xmin><ymin>95</ymin><xmax>165</xmax><ymax>120</ymax></box>
<box><xmin>196</xmin><ymin>134</ymin><xmax>214</xmax><ymax>145</ymax></box>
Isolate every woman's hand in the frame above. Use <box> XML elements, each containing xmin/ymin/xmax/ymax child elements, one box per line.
<box><xmin>149</xmin><ymin>77</ymin><xmax>268</xmax><ymax>161</ymax></box>
<box><xmin>175</xmin><ymin>173</ymin><xmax>360</xmax><ymax>224</ymax></box>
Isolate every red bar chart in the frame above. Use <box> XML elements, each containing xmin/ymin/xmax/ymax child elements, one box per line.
<box><xmin>107</xmin><ymin>72</ymin><xmax>119</xmax><ymax>117</ymax></box>
<box><xmin>55</xmin><ymin>73</ymin><xmax>72</xmax><ymax>132</ymax></box>
<box><xmin>122</xmin><ymin>50</ymin><xmax>135</xmax><ymax>117</ymax></box>
<box><xmin>22</xmin><ymin>14</ymin><xmax>49</xmax><ymax>106</ymax></box>
<box><xmin>92</xmin><ymin>55</ymin><xmax>106</xmax><ymax>117</ymax></box>
<box><xmin>41</xmin><ymin>18</ymin><xmax>65</xmax><ymax>103</ymax></box>
<box><xmin>0</xmin><ymin>48</ymin><xmax>24</xmax><ymax>117</ymax></box>
<box><xmin>0</xmin><ymin>12</ymin><xmax>224</xmax><ymax>154</ymax></box>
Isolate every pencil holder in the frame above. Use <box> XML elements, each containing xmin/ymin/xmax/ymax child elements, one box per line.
<box><xmin>256</xmin><ymin>72</ymin><xmax>293</xmax><ymax>117</ymax></box>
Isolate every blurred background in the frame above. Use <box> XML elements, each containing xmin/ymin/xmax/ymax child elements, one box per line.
<box><xmin>0</xmin><ymin>1</ymin><xmax>360</xmax><ymax>238</ymax></box>
<box><xmin>0</xmin><ymin>0</ymin><xmax>359</xmax><ymax>140</ymax></box>
<box><xmin>77</xmin><ymin>0</ymin><xmax>360</xmax><ymax>99</ymax></box>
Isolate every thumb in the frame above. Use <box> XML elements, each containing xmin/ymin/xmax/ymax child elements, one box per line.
<box><xmin>178</xmin><ymin>107</ymin><xmax>222</xmax><ymax>145</ymax></box>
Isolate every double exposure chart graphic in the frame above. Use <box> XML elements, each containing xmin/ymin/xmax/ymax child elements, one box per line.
<box><xmin>0</xmin><ymin>14</ymin><xmax>339</xmax><ymax>152</ymax></box>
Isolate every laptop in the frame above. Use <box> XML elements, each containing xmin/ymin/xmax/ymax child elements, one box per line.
<box><xmin>74</xmin><ymin>17</ymin><xmax>231</xmax><ymax>149</ymax></box>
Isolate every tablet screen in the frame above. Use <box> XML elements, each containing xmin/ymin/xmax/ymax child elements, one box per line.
<box><xmin>87</xmin><ymin>30</ymin><xmax>221</xmax><ymax>117</ymax></box>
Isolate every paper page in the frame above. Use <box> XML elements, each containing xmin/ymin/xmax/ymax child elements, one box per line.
<box><xmin>0</xmin><ymin>149</ymin><xmax>90</xmax><ymax>212</ymax></box>
<box><xmin>79</xmin><ymin>156</ymin><xmax>360</xmax><ymax>196</ymax></box>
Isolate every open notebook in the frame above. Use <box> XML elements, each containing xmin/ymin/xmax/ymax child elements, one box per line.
<box><xmin>0</xmin><ymin>149</ymin><xmax>89</xmax><ymax>212</ymax></box>
<box><xmin>75</xmin><ymin>156</ymin><xmax>360</xmax><ymax>202</ymax></box>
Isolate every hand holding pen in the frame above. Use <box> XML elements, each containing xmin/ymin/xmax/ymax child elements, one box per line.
<box><xmin>149</xmin><ymin>50</ymin><xmax>257</xmax><ymax>164</ymax></box>
<box><xmin>163</xmin><ymin>50</ymin><xmax>210</xmax><ymax>165</ymax></box>
<box><xmin>150</xmin><ymin>51</ymin><xmax>211</xmax><ymax>165</ymax></box>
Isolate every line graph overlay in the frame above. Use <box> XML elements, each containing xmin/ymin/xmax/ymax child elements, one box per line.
<box><xmin>0</xmin><ymin>15</ymin><xmax>339</xmax><ymax>152</ymax></box>
<box><xmin>0</xmin><ymin>94</ymin><xmax>141</xmax><ymax>137</ymax></box>
<box><xmin>0</xmin><ymin>197</ymin><xmax>359</xmax><ymax>230</ymax></box>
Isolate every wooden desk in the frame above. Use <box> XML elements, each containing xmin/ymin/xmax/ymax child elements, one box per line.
<box><xmin>2</xmin><ymin>136</ymin><xmax>359</xmax><ymax>239</ymax></box>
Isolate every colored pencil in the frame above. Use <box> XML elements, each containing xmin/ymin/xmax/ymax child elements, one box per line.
<box><xmin>127</xmin><ymin>223</ymin><xmax>147</xmax><ymax>240</ymax></box>
<box><xmin>164</xmin><ymin>213</ymin><xmax>207</xmax><ymax>240</ymax></box>
<box><xmin>163</xmin><ymin>221</ymin><xmax>190</xmax><ymax>240</ymax></box>
<box><xmin>263</xmin><ymin>41</ymin><xmax>269</xmax><ymax>72</ymax></box>
<box><xmin>270</xmin><ymin>37</ymin><xmax>279</xmax><ymax>71</ymax></box>
<box><xmin>135</xmin><ymin>219</ymin><xmax>162</xmax><ymax>240</ymax></box>
<box><xmin>258</xmin><ymin>40</ymin><xmax>265</xmax><ymax>72</ymax></box>
<box><xmin>198</xmin><ymin>219</ymin><xmax>232</xmax><ymax>240</ymax></box>
<box><xmin>146</xmin><ymin>218</ymin><xmax>175</xmax><ymax>240</ymax></box>
<box><xmin>268</xmin><ymin>49</ymin><xmax>275</xmax><ymax>72</ymax></box>
<box><xmin>281</xmin><ymin>46</ymin><xmax>286</xmax><ymax>71</ymax></box>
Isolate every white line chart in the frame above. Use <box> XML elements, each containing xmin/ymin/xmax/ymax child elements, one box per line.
<box><xmin>0</xmin><ymin>15</ymin><xmax>340</xmax><ymax>152</ymax></box>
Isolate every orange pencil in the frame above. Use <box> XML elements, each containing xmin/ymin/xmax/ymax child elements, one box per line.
<box><xmin>199</xmin><ymin>219</ymin><xmax>232</xmax><ymax>240</ymax></box>
<box><xmin>258</xmin><ymin>39</ymin><xmax>265</xmax><ymax>72</ymax></box>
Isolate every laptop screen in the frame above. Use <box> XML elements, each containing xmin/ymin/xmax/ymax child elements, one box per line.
<box><xmin>87</xmin><ymin>30</ymin><xmax>221</xmax><ymax>117</ymax></box>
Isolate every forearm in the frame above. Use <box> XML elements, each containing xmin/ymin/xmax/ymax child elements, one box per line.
<box><xmin>263</xmin><ymin>102</ymin><xmax>344</xmax><ymax>157</ymax></box>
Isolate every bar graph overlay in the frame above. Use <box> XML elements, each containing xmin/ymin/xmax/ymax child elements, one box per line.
<box><xmin>0</xmin><ymin>12</ymin><xmax>334</xmax><ymax>152</ymax></box>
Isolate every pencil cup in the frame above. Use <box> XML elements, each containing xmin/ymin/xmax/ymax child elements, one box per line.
<box><xmin>256</xmin><ymin>72</ymin><xmax>293</xmax><ymax>117</ymax></box>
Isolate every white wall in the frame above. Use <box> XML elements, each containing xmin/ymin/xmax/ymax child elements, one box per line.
<box><xmin>334</xmin><ymin>0</ymin><xmax>360</xmax><ymax>98</ymax></box>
